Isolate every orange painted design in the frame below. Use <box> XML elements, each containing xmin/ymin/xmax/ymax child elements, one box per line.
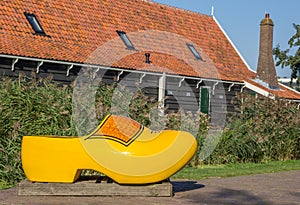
<box><xmin>90</xmin><ymin>115</ymin><xmax>142</xmax><ymax>145</ymax></box>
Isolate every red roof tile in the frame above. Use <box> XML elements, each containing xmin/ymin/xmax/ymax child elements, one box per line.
<box><xmin>0</xmin><ymin>0</ymin><xmax>299</xmax><ymax>100</ymax></box>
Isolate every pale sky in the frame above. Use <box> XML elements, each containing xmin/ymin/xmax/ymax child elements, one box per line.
<box><xmin>153</xmin><ymin>0</ymin><xmax>300</xmax><ymax>78</ymax></box>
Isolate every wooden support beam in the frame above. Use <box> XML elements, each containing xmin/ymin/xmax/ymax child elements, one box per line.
<box><xmin>158</xmin><ymin>73</ymin><xmax>166</xmax><ymax>114</ymax></box>
<box><xmin>18</xmin><ymin>177</ymin><xmax>173</xmax><ymax>197</ymax></box>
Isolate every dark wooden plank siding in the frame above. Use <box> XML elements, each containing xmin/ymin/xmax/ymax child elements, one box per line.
<box><xmin>117</xmin><ymin>72</ymin><xmax>159</xmax><ymax>100</ymax></box>
<box><xmin>165</xmin><ymin>77</ymin><xmax>200</xmax><ymax>113</ymax></box>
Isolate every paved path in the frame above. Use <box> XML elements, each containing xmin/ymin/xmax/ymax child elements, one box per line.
<box><xmin>1</xmin><ymin>170</ymin><xmax>299</xmax><ymax>205</ymax></box>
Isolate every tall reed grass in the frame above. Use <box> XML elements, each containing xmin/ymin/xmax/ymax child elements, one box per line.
<box><xmin>0</xmin><ymin>75</ymin><xmax>75</xmax><ymax>184</ymax></box>
<box><xmin>205</xmin><ymin>93</ymin><xmax>300</xmax><ymax>164</ymax></box>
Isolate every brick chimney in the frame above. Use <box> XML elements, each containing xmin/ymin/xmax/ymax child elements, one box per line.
<box><xmin>256</xmin><ymin>13</ymin><xmax>279</xmax><ymax>89</ymax></box>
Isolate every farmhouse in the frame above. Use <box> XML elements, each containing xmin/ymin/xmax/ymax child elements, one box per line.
<box><xmin>1</xmin><ymin>0</ymin><xmax>300</xmax><ymax>121</ymax></box>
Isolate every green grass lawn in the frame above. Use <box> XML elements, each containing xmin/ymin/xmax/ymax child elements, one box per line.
<box><xmin>172</xmin><ymin>160</ymin><xmax>300</xmax><ymax>180</ymax></box>
<box><xmin>0</xmin><ymin>181</ymin><xmax>14</xmax><ymax>190</ymax></box>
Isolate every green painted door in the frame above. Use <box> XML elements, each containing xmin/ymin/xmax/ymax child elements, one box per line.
<box><xmin>200</xmin><ymin>88</ymin><xmax>210</xmax><ymax>114</ymax></box>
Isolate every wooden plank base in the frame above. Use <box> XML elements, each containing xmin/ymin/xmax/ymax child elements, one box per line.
<box><xmin>18</xmin><ymin>176</ymin><xmax>173</xmax><ymax>197</ymax></box>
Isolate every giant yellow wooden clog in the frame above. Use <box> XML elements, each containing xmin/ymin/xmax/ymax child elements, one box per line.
<box><xmin>22</xmin><ymin>114</ymin><xmax>197</xmax><ymax>184</ymax></box>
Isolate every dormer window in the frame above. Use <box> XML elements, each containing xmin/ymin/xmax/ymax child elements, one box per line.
<box><xmin>117</xmin><ymin>30</ymin><xmax>135</xmax><ymax>50</ymax></box>
<box><xmin>24</xmin><ymin>12</ymin><xmax>46</xmax><ymax>35</ymax></box>
<box><xmin>187</xmin><ymin>43</ymin><xmax>203</xmax><ymax>60</ymax></box>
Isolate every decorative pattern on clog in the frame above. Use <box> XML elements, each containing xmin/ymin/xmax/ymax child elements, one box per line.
<box><xmin>86</xmin><ymin>115</ymin><xmax>143</xmax><ymax>146</ymax></box>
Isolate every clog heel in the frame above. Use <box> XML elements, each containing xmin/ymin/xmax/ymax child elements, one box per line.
<box><xmin>22</xmin><ymin>114</ymin><xmax>197</xmax><ymax>184</ymax></box>
<box><xmin>22</xmin><ymin>136</ymin><xmax>89</xmax><ymax>183</ymax></box>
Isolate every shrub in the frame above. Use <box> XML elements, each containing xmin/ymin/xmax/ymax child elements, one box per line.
<box><xmin>206</xmin><ymin>93</ymin><xmax>300</xmax><ymax>164</ymax></box>
<box><xmin>165</xmin><ymin>111</ymin><xmax>208</xmax><ymax>167</ymax></box>
<box><xmin>0</xmin><ymin>75</ymin><xmax>75</xmax><ymax>185</ymax></box>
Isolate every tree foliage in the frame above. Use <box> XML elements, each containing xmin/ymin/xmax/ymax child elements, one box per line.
<box><xmin>273</xmin><ymin>23</ymin><xmax>300</xmax><ymax>88</ymax></box>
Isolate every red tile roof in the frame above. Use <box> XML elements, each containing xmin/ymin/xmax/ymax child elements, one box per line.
<box><xmin>0</xmin><ymin>0</ymin><xmax>299</xmax><ymax>100</ymax></box>
<box><xmin>245</xmin><ymin>79</ymin><xmax>300</xmax><ymax>100</ymax></box>
<box><xmin>112</xmin><ymin>52</ymin><xmax>199</xmax><ymax>76</ymax></box>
